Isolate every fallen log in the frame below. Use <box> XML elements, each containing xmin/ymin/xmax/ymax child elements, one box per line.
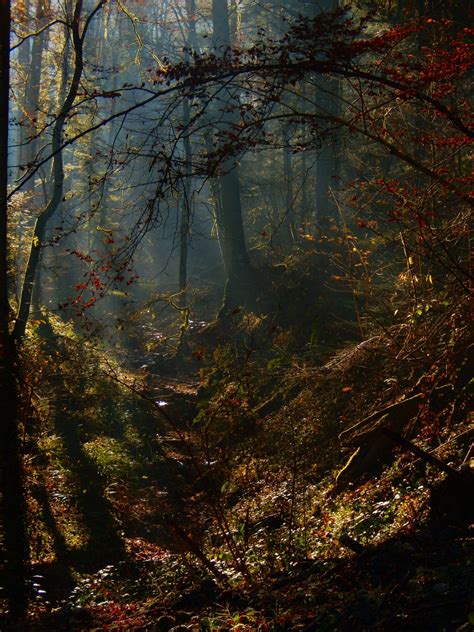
<box><xmin>381</xmin><ymin>429</ymin><xmax>474</xmax><ymax>525</ymax></box>
<box><xmin>380</xmin><ymin>428</ymin><xmax>462</xmax><ymax>480</ymax></box>
<box><xmin>333</xmin><ymin>386</ymin><xmax>453</xmax><ymax>494</ymax></box>
<box><xmin>338</xmin><ymin>385</ymin><xmax>451</xmax><ymax>445</ymax></box>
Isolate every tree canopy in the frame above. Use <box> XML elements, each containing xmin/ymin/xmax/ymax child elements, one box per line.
<box><xmin>1</xmin><ymin>0</ymin><xmax>472</xmax><ymax>628</ymax></box>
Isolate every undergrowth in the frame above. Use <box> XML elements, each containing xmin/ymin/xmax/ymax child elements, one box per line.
<box><xmin>1</xmin><ymin>293</ymin><xmax>472</xmax><ymax>631</ymax></box>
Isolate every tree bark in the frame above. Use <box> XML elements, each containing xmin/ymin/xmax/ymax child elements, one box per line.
<box><xmin>178</xmin><ymin>0</ymin><xmax>198</xmax><ymax>304</ymax></box>
<box><xmin>15</xmin><ymin>0</ymin><xmax>31</xmax><ymax>180</ymax></box>
<box><xmin>212</xmin><ymin>0</ymin><xmax>255</xmax><ymax>314</ymax></box>
<box><xmin>179</xmin><ymin>102</ymin><xmax>192</xmax><ymax>302</ymax></box>
<box><xmin>283</xmin><ymin>124</ymin><xmax>295</xmax><ymax>245</ymax></box>
<box><xmin>0</xmin><ymin>0</ymin><xmax>30</xmax><ymax>617</ymax></box>
<box><xmin>314</xmin><ymin>0</ymin><xmax>340</xmax><ymax>232</ymax></box>
<box><xmin>18</xmin><ymin>0</ymin><xmax>49</xmax><ymax>191</ymax></box>
<box><xmin>13</xmin><ymin>0</ymin><xmax>106</xmax><ymax>343</ymax></box>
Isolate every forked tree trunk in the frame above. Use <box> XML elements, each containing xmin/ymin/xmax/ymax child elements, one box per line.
<box><xmin>13</xmin><ymin>0</ymin><xmax>106</xmax><ymax>343</ymax></box>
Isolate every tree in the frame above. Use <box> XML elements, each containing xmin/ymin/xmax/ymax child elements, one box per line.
<box><xmin>154</xmin><ymin>3</ymin><xmax>472</xmax><ymax>338</ymax></box>
<box><xmin>13</xmin><ymin>0</ymin><xmax>107</xmax><ymax>342</ymax></box>
<box><xmin>17</xmin><ymin>0</ymin><xmax>49</xmax><ymax>195</ymax></box>
<box><xmin>178</xmin><ymin>0</ymin><xmax>198</xmax><ymax>304</ymax></box>
<box><xmin>211</xmin><ymin>0</ymin><xmax>256</xmax><ymax>314</ymax></box>
<box><xmin>10</xmin><ymin>2</ymin><xmax>471</xmax><ymax>332</ymax></box>
<box><xmin>0</xmin><ymin>0</ymin><xmax>29</xmax><ymax>617</ymax></box>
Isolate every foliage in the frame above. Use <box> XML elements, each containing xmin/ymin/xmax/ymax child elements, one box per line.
<box><xmin>2</xmin><ymin>1</ymin><xmax>473</xmax><ymax>629</ymax></box>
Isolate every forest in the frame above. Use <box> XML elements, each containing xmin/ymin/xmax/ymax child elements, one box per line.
<box><xmin>0</xmin><ymin>0</ymin><xmax>473</xmax><ymax>629</ymax></box>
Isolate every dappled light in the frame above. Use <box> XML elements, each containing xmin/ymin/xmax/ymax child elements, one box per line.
<box><xmin>0</xmin><ymin>0</ymin><xmax>472</xmax><ymax>630</ymax></box>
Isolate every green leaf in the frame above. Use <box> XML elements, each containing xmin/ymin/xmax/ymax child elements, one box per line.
<box><xmin>192</xmin><ymin>409</ymin><xmax>207</xmax><ymax>425</ymax></box>
<box><xmin>267</xmin><ymin>357</ymin><xmax>282</xmax><ymax>370</ymax></box>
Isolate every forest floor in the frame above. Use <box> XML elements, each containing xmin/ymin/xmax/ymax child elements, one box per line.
<box><xmin>1</xmin><ymin>305</ymin><xmax>473</xmax><ymax>631</ymax></box>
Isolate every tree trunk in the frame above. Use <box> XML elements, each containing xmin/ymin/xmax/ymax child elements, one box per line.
<box><xmin>18</xmin><ymin>0</ymin><xmax>49</xmax><ymax>192</ymax></box>
<box><xmin>212</xmin><ymin>0</ymin><xmax>255</xmax><ymax>314</ymax></box>
<box><xmin>314</xmin><ymin>0</ymin><xmax>340</xmax><ymax>233</ymax></box>
<box><xmin>178</xmin><ymin>0</ymin><xmax>198</xmax><ymax>304</ymax></box>
<box><xmin>15</xmin><ymin>0</ymin><xmax>31</xmax><ymax>180</ymax></box>
<box><xmin>0</xmin><ymin>0</ymin><xmax>30</xmax><ymax>617</ymax></box>
<box><xmin>179</xmin><ymin>101</ymin><xmax>192</xmax><ymax>302</ymax></box>
<box><xmin>205</xmin><ymin>130</ymin><xmax>228</xmax><ymax>266</ymax></box>
<box><xmin>282</xmin><ymin>124</ymin><xmax>295</xmax><ymax>245</ymax></box>
<box><xmin>13</xmin><ymin>0</ymin><xmax>105</xmax><ymax>343</ymax></box>
<box><xmin>315</xmin><ymin>132</ymin><xmax>339</xmax><ymax>230</ymax></box>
